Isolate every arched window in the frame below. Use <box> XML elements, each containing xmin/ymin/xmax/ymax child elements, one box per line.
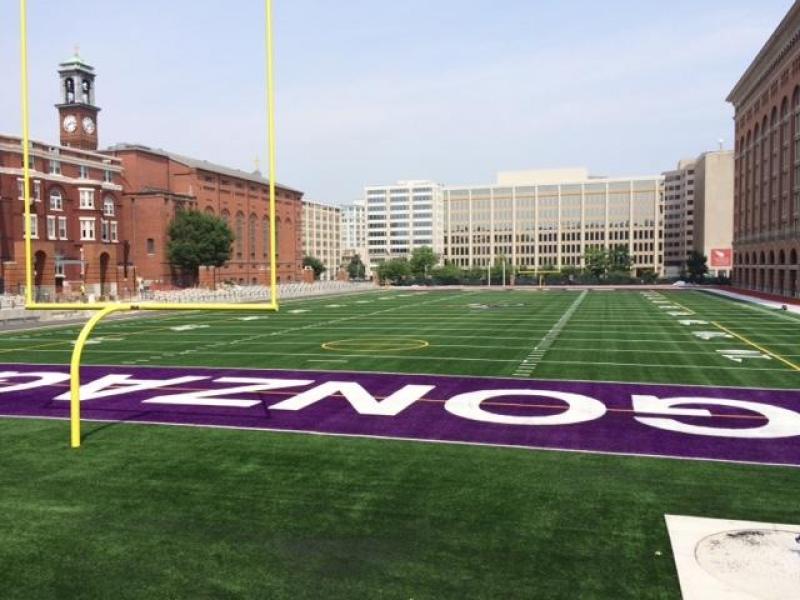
<box><xmin>65</xmin><ymin>78</ymin><xmax>75</xmax><ymax>103</ymax></box>
<box><xmin>248</xmin><ymin>214</ymin><xmax>257</xmax><ymax>257</ymax></box>
<box><xmin>81</xmin><ymin>79</ymin><xmax>91</xmax><ymax>104</ymax></box>
<box><xmin>204</xmin><ymin>206</ymin><xmax>215</xmax><ymax>216</ymax></box>
<box><xmin>103</xmin><ymin>195</ymin><xmax>115</xmax><ymax>217</ymax></box>
<box><xmin>235</xmin><ymin>212</ymin><xmax>244</xmax><ymax>257</ymax></box>
<box><xmin>262</xmin><ymin>216</ymin><xmax>270</xmax><ymax>257</ymax></box>
<box><xmin>49</xmin><ymin>188</ymin><xmax>63</xmax><ymax>211</ymax></box>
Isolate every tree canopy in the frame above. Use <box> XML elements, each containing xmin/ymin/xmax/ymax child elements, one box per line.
<box><xmin>347</xmin><ymin>254</ymin><xmax>366</xmax><ymax>280</ymax></box>
<box><xmin>303</xmin><ymin>255</ymin><xmax>326</xmax><ymax>279</ymax></box>
<box><xmin>409</xmin><ymin>246</ymin><xmax>439</xmax><ymax>277</ymax></box>
<box><xmin>686</xmin><ymin>251</ymin><xmax>709</xmax><ymax>283</ymax></box>
<box><xmin>167</xmin><ymin>210</ymin><xmax>234</xmax><ymax>281</ymax></box>
<box><xmin>377</xmin><ymin>258</ymin><xmax>411</xmax><ymax>284</ymax></box>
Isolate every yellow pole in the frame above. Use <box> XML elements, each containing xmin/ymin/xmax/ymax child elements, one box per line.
<box><xmin>19</xmin><ymin>0</ymin><xmax>33</xmax><ymax>305</ymax></box>
<box><xmin>69</xmin><ymin>305</ymin><xmax>130</xmax><ymax>448</ymax></box>
<box><xmin>265</xmin><ymin>0</ymin><xmax>279</xmax><ymax>309</ymax></box>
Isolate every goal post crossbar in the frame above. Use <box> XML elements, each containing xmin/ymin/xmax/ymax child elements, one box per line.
<box><xmin>18</xmin><ymin>0</ymin><xmax>281</xmax><ymax>447</ymax></box>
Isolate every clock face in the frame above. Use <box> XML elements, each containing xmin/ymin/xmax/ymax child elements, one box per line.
<box><xmin>62</xmin><ymin>115</ymin><xmax>77</xmax><ymax>133</ymax></box>
<box><xmin>82</xmin><ymin>116</ymin><xmax>95</xmax><ymax>134</ymax></box>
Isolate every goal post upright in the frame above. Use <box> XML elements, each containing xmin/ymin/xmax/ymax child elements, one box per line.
<box><xmin>18</xmin><ymin>0</ymin><xmax>281</xmax><ymax>447</ymax></box>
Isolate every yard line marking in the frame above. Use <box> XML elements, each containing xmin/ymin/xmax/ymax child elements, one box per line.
<box><xmin>712</xmin><ymin>321</ymin><xmax>800</xmax><ymax>372</ymax></box>
<box><xmin>514</xmin><ymin>290</ymin><xmax>587</xmax><ymax>376</ymax></box>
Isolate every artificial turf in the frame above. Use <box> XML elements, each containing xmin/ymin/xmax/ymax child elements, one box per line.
<box><xmin>0</xmin><ymin>288</ymin><xmax>798</xmax><ymax>599</ymax></box>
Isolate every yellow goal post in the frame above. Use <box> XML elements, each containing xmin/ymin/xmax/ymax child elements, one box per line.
<box><xmin>18</xmin><ymin>0</ymin><xmax>281</xmax><ymax>448</ymax></box>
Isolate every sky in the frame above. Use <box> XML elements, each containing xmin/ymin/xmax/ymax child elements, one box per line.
<box><xmin>0</xmin><ymin>0</ymin><xmax>795</xmax><ymax>203</ymax></box>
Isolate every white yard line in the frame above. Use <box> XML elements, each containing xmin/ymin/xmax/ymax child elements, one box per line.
<box><xmin>514</xmin><ymin>290</ymin><xmax>588</xmax><ymax>377</ymax></box>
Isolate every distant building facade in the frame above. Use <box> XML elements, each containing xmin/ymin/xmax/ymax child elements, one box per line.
<box><xmin>107</xmin><ymin>144</ymin><xmax>304</xmax><ymax>287</ymax></box>
<box><xmin>663</xmin><ymin>151</ymin><xmax>734</xmax><ymax>278</ymax></box>
<box><xmin>301</xmin><ymin>200</ymin><xmax>341</xmax><ymax>281</ymax></box>
<box><xmin>341</xmin><ymin>200</ymin><xmax>366</xmax><ymax>263</ymax></box>
<box><xmin>365</xmin><ymin>181</ymin><xmax>444</xmax><ymax>269</ymax></box>
<box><xmin>727</xmin><ymin>2</ymin><xmax>800</xmax><ymax>297</ymax></box>
<box><xmin>443</xmin><ymin>169</ymin><xmax>664</xmax><ymax>275</ymax></box>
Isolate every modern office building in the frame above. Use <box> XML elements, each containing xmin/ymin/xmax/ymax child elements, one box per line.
<box><xmin>727</xmin><ymin>1</ymin><xmax>800</xmax><ymax>297</ymax></box>
<box><xmin>341</xmin><ymin>200</ymin><xmax>367</xmax><ymax>268</ymax></box>
<box><xmin>442</xmin><ymin>169</ymin><xmax>664</xmax><ymax>275</ymax></box>
<box><xmin>364</xmin><ymin>181</ymin><xmax>444</xmax><ymax>268</ymax></box>
<box><xmin>301</xmin><ymin>200</ymin><xmax>342</xmax><ymax>281</ymax></box>
<box><xmin>663</xmin><ymin>150</ymin><xmax>734</xmax><ymax>278</ymax></box>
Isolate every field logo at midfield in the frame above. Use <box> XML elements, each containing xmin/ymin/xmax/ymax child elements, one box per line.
<box><xmin>0</xmin><ymin>365</ymin><xmax>799</xmax><ymax>466</ymax></box>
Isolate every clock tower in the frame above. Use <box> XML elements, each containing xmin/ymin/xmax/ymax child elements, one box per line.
<box><xmin>56</xmin><ymin>50</ymin><xmax>100</xmax><ymax>151</ymax></box>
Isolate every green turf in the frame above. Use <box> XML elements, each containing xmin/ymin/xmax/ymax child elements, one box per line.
<box><xmin>0</xmin><ymin>288</ymin><xmax>798</xmax><ymax>598</ymax></box>
<box><xmin>3</xmin><ymin>418</ymin><xmax>800</xmax><ymax>600</ymax></box>
<box><xmin>1</xmin><ymin>289</ymin><xmax>797</xmax><ymax>388</ymax></box>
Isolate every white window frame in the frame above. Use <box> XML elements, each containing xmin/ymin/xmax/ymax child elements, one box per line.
<box><xmin>47</xmin><ymin>215</ymin><xmax>56</xmax><ymax>240</ymax></box>
<box><xmin>50</xmin><ymin>159</ymin><xmax>61</xmax><ymax>175</ymax></box>
<box><xmin>25</xmin><ymin>215</ymin><xmax>38</xmax><ymax>239</ymax></box>
<box><xmin>110</xmin><ymin>221</ymin><xmax>118</xmax><ymax>242</ymax></box>
<box><xmin>33</xmin><ymin>180</ymin><xmax>41</xmax><ymax>202</ymax></box>
<box><xmin>17</xmin><ymin>178</ymin><xmax>24</xmax><ymax>200</ymax></box>
<box><xmin>103</xmin><ymin>196</ymin><xmax>115</xmax><ymax>216</ymax></box>
<box><xmin>100</xmin><ymin>219</ymin><xmax>110</xmax><ymax>242</ymax></box>
<box><xmin>78</xmin><ymin>165</ymin><xmax>89</xmax><ymax>179</ymax></box>
<box><xmin>78</xmin><ymin>188</ymin><xmax>95</xmax><ymax>209</ymax></box>
<box><xmin>58</xmin><ymin>216</ymin><xmax>68</xmax><ymax>240</ymax></box>
<box><xmin>49</xmin><ymin>189</ymin><xmax>63</xmax><ymax>211</ymax></box>
<box><xmin>79</xmin><ymin>217</ymin><xmax>95</xmax><ymax>241</ymax></box>
<box><xmin>103</xmin><ymin>169</ymin><xmax>113</xmax><ymax>183</ymax></box>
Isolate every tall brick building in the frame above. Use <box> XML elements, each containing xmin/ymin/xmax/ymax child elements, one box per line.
<box><xmin>0</xmin><ymin>53</ymin><xmax>304</xmax><ymax>298</ymax></box>
<box><xmin>0</xmin><ymin>53</ymin><xmax>125</xmax><ymax>299</ymax></box>
<box><xmin>728</xmin><ymin>2</ymin><xmax>800</xmax><ymax>298</ymax></box>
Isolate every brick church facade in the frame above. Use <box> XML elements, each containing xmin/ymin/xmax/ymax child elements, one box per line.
<box><xmin>0</xmin><ymin>53</ymin><xmax>303</xmax><ymax>300</ymax></box>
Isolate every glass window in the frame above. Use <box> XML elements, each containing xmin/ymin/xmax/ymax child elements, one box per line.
<box><xmin>79</xmin><ymin>165</ymin><xmax>89</xmax><ymax>179</ymax></box>
<box><xmin>79</xmin><ymin>217</ymin><xmax>95</xmax><ymax>241</ymax></box>
<box><xmin>47</xmin><ymin>215</ymin><xmax>56</xmax><ymax>240</ymax></box>
<box><xmin>50</xmin><ymin>189</ymin><xmax>63</xmax><ymax>211</ymax></box>
<box><xmin>79</xmin><ymin>189</ymin><xmax>95</xmax><ymax>209</ymax></box>
<box><xmin>24</xmin><ymin>215</ymin><xmax>38</xmax><ymax>239</ymax></box>
<box><xmin>146</xmin><ymin>238</ymin><xmax>155</xmax><ymax>254</ymax></box>
<box><xmin>103</xmin><ymin>195</ymin><xmax>115</xmax><ymax>216</ymax></box>
<box><xmin>58</xmin><ymin>216</ymin><xmax>68</xmax><ymax>240</ymax></box>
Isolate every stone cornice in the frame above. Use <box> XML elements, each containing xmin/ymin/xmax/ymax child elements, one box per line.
<box><xmin>728</xmin><ymin>2</ymin><xmax>800</xmax><ymax>110</ymax></box>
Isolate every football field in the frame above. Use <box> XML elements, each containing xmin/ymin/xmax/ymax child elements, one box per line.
<box><xmin>0</xmin><ymin>288</ymin><xmax>799</xmax><ymax>599</ymax></box>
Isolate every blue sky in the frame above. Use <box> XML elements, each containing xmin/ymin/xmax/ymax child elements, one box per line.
<box><xmin>0</xmin><ymin>1</ymin><xmax>794</xmax><ymax>202</ymax></box>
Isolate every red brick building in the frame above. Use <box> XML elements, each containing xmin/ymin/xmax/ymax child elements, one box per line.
<box><xmin>106</xmin><ymin>145</ymin><xmax>303</xmax><ymax>287</ymax></box>
<box><xmin>728</xmin><ymin>3</ymin><xmax>800</xmax><ymax>298</ymax></box>
<box><xmin>0</xmin><ymin>53</ymin><xmax>304</xmax><ymax>297</ymax></box>
<box><xmin>0</xmin><ymin>53</ymin><xmax>124</xmax><ymax>299</ymax></box>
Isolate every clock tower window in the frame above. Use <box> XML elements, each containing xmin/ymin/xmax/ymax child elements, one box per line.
<box><xmin>65</xmin><ymin>77</ymin><xmax>75</xmax><ymax>103</ymax></box>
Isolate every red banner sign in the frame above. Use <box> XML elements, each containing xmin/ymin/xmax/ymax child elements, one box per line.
<box><xmin>710</xmin><ymin>248</ymin><xmax>732</xmax><ymax>267</ymax></box>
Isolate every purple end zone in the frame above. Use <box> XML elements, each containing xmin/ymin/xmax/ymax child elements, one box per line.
<box><xmin>0</xmin><ymin>363</ymin><xmax>799</xmax><ymax>467</ymax></box>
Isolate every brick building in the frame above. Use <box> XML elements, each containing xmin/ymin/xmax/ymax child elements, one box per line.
<box><xmin>0</xmin><ymin>52</ymin><xmax>125</xmax><ymax>299</ymax></box>
<box><xmin>107</xmin><ymin>144</ymin><xmax>304</xmax><ymax>287</ymax></box>
<box><xmin>728</xmin><ymin>2</ymin><xmax>800</xmax><ymax>298</ymax></box>
<box><xmin>0</xmin><ymin>53</ymin><xmax>304</xmax><ymax>297</ymax></box>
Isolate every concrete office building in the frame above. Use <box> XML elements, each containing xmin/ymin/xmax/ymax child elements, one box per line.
<box><xmin>442</xmin><ymin>169</ymin><xmax>664</xmax><ymax>275</ymax></box>
<box><xmin>728</xmin><ymin>1</ymin><xmax>800</xmax><ymax>297</ymax></box>
<box><xmin>365</xmin><ymin>181</ymin><xmax>444</xmax><ymax>269</ymax></box>
<box><xmin>301</xmin><ymin>200</ymin><xmax>342</xmax><ymax>281</ymax></box>
<box><xmin>341</xmin><ymin>200</ymin><xmax>367</xmax><ymax>268</ymax></box>
<box><xmin>663</xmin><ymin>150</ymin><xmax>734</xmax><ymax>278</ymax></box>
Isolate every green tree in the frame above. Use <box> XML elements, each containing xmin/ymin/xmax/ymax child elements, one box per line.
<box><xmin>303</xmin><ymin>255</ymin><xmax>326</xmax><ymax>280</ymax></box>
<box><xmin>431</xmin><ymin>263</ymin><xmax>463</xmax><ymax>285</ymax></box>
<box><xmin>608</xmin><ymin>246</ymin><xmax>632</xmax><ymax>273</ymax></box>
<box><xmin>377</xmin><ymin>258</ymin><xmax>411</xmax><ymax>285</ymax></box>
<box><xmin>686</xmin><ymin>251</ymin><xmax>709</xmax><ymax>283</ymax></box>
<box><xmin>167</xmin><ymin>210</ymin><xmax>234</xmax><ymax>284</ymax></box>
<box><xmin>584</xmin><ymin>248</ymin><xmax>608</xmax><ymax>278</ymax></box>
<box><xmin>409</xmin><ymin>246</ymin><xmax>439</xmax><ymax>278</ymax></box>
<box><xmin>347</xmin><ymin>254</ymin><xmax>366</xmax><ymax>280</ymax></box>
